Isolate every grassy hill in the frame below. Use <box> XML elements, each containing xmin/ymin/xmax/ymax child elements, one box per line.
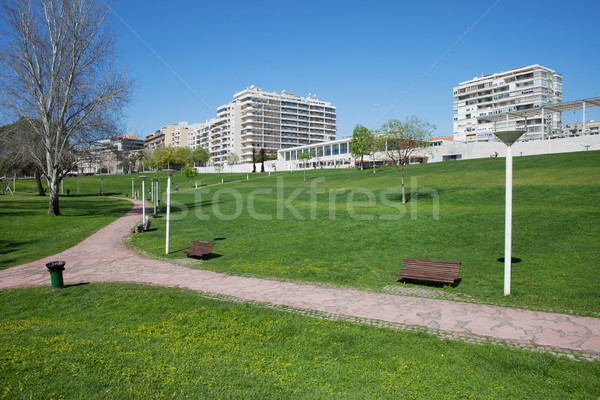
<box><xmin>126</xmin><ymin>151</ymin><xmax>600</xmax><ymax>316</ymax></box>
<box><xmin>2</xmin><ymin>151</ymin><xmax>598</xmax><ymax>315</ymax></box>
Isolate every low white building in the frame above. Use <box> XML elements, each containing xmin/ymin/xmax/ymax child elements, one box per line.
<box><xmin>277</xmin><ymin>137</ymin><xmax>354</xmax><ymax>170</ymax></box>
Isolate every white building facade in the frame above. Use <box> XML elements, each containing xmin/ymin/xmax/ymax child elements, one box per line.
<box><xmin>181</xmin><ymin>88</ymin><xmax>337</xmax><ymax>165</ymax></box>
<box><xmin>453</xmin><ymin>65</ymin><xmax>563</xmax><ymax>142</ymax></box>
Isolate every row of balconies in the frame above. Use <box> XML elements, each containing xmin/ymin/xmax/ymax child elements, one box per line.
<box><xmin>281</xmin><ymin>101</ymin><xmax>310</xmax><ymax>108</ymax></box>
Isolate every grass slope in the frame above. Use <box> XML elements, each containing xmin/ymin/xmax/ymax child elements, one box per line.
<box><xmin>3</xmin><ymin>151</ymin><xmax>599</xmax><ymax>315</ymax></box>
<box><xmin>1</xmin><ymin>283</ymin><xmax>598</xmax><ymax>399</ymax></box>
<box><xmin>0</xmin><ymin>195</ymin><xmax>132</xmax><ymax>269</ymax></box>
<box><xmin>129</xmin><ymin>151</ymin><xmax>600</xmax><ymax>315</ymax></box>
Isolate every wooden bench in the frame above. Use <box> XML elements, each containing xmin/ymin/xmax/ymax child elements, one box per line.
<box><xmin>181</xmin><ymin>240</ymin><xmax>215</xmax><ymax>258</ymax></box>
<box><xmin>132</xmin><ymin>219</ymin><xmax>151</xmax><ymax>234</ymax></box>
<box><xmin>395</xmin><ymin>258</ymin><xmax>460</xmax><ymax>284</ymax></box>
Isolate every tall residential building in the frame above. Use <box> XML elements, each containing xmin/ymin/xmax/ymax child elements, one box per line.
<box><xmin>146</xmin><ymin>88</ymin><xmax>337</xmax><ymax>165</ymax></box>
<box><xmin>196</xmin><ymin>88</ymin><xmax>337</xmax><ymax>165</ymax></box>
<box><xmin>453</xmin><ymin>65</ymin><xmax>562</xmax><ymax>142</ymax></box>
<box><xmin>145</xmin><ymin>122</ymin><xmax>194</xmax><ymax>149</ymax></box>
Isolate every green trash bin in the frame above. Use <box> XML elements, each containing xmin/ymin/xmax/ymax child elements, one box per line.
<box><xmin>45</xmin><ymin>261</ymin><xmax>65</xmax><ymax>290</ymax></box>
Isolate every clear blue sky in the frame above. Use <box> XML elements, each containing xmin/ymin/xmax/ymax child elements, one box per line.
<box><xmin>109</xmin><ymin>0</ymin><xmax>600</xmax><ymax>139</ymax></box>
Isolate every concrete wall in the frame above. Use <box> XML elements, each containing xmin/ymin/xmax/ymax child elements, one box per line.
<box><xmin>428</xmin><ymin>134</ymin><xmax>600</xmax><ymax>162</ymax></box>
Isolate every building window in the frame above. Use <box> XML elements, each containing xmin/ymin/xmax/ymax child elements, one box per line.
<box><xmin>325</xmin><ymin>146</ymin><xmax>331</xmax><ymax>156</ymax></box>
<box><xmin>340</xmin><ymin>143</ymin><xmax>347</xmax><ymax>154</ymax></box>
<box><xmin>332</xmin><ymin>144</ymin><xmax>339</xmax><ymax>155</ymax></box>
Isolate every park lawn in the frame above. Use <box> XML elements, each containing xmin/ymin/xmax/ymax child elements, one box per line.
<box><xmin>0</xmin><ymin>170</ymin><xmax>265</xmax><ymax>270</ymax></box>
<box><xmin>0</xmin><ymin>194</ymin><xmax>133</xmax><ymax>269</ymax></box>
<box><xmin>12</xmin><ymin>170</ymin><xmax>246</xmax><ymax>198</ymax></box>
<box><xmin>1</xmin><ymin>283</ymin><xmax>598</xmax><ymax>399</ymax></box>
<box><xmin>129</xmin><ymin>151</ymin><xmax>600</xmax><ymax>316</ymax></box>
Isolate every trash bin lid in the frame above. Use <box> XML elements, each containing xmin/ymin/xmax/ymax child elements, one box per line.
<box><xmin>45</xmin><ymin>261</ymin><xmax>66</xmax><ymax>271</ymax></box>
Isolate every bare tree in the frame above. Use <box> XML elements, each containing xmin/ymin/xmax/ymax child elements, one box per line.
<box><xmin>0</xmin><ymin>118</ymin><xmax>46</xmax><ymax>195</ymax></box>
<box><xmin>0</xmin><ymin>0</ymin><xmax>133</xmax><ymax>215</ymax></box>
<box><xmin>380</xmin><ymin>117</ymin><xmax>435</xmax><ymax>203</ymax></box>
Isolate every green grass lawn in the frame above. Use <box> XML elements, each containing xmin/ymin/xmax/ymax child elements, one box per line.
<box><xmin>3</xmin><ymin>151</ymin><xmax>600</xmax><ymax>316</ymax></box>
<box><xmin>1</xmin><ymin>283</ymin><xmax>598</xmax><ymax>399</ymax></box>
<box><xmin>126</xmin><ymin>151</ymin><xmax>600</xmax><ymax>316</ymax></box>
<box><xmin>0</xmin><ymin>194</ymin><xmax>132</xmax><ymax>269</ymax></box>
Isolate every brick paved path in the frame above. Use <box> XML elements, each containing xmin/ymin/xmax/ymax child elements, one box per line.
<box><xmin>1</xmin><ymin>199</ymin><xmax>599</xmax><ymax>359</ymax></box>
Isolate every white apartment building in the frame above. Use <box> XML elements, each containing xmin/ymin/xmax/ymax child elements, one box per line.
<box><xmin>562</xmin><ymin>120</ymin><xmax>600</xmax><ymax>137</ymax></box>
<box><xmin>453</xmin><ymin>65</ymin><xmax>562</xmax><ymax>142</ymax></box>
<box><xmin>194</xmin><ymin>88</ymin><xmax>337</xmax><ymax>165</ymax></box>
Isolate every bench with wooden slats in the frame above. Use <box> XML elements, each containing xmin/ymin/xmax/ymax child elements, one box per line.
<box><xmin>394</xmin><ymin>258</ymin><xmax>460</xmax><ymax>284</ymax></box>
<box><xmin>181</xmin><ymin>240</ymin><xmax>215</xmax><ymax>258</ymax></box>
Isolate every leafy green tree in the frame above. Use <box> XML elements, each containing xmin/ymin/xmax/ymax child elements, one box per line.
<box><xmin>150</xmin><ymin>147</ymin><xmax>190</xmax><ymax>170</ymax></box>
<box><xmin>190</xmin><ymin>146</ymin><xmax>211</xmax><ymax>166</ymax></box>
<box><xmin>150</xmin><ymin>147</ymin><xmax>173</xmax><ymax>170</ymax></box>
<box><xmin>379</xmin><ymin>116</ymin><xmax>435</xmax><ymax>203</ymax></box>
<box><xmin>172</xmin><ymin>147</ymin><xmax>192</xmax><ymax>168</ymax></box>
<box><xmin>253</xmin><ymin>151</ymin><xmax>277</xmax><ymax>162</ymax></box>
<box><xmin>298</xmin><ymin>152</ymin><xmax>311</xmax><ymax>181</ymax></box>
<box><xmin>181</xmin><ymin>164</ymin><xmax>198</xmax><ymax>187</ymax></box>
<box><xmin>351</xmin><ymin>124</ymin><xmax>372</xmax><ymax>170</ymax></box>
<box><xmin>367</xmin><ymin>131</ymin><xmax>380</xmax><ymax>174</ymax></box>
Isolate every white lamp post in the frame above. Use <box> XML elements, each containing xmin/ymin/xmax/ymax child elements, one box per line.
<box><xmin>139</xmin><ymin>176</ymin><xmax>147</xmax><ymax>223</ymax></box>
<box><xmin>494</xmin><ymin>129</ymin><xmax>526</xmax><ymax>296</ymax></box>
<box><xmin>131</xmin><ymin>178</ymin><xmax>135</xmax><ymax>198</ymax></box>
<box><xmin>152</xmin><ymin>178</ymin><xmax>158</xmax><ymax>215</ymax></box>
<box><xmin>163</xmin><ymin>169</ymin><xmax>176</xmax><ymax>254</ymax></box>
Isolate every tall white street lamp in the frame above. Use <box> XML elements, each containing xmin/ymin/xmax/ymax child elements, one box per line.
<box><xmin>163</xmin><ymin>169</ymin><xmax>176</xmax><ymax>254</ymax></box>
<box><xmin>139</xmin><ymin>175</ymin><xmax>147</xmax><ymax>223</ymax></box>
<box><xmin>494</xmin><ymin>129</ymin><xmax>526</xmax><ymax>296</ymax></box>
<box><xmin>131</xmin><ymin>178</ymin><xmax>135</xmax><ymax>198</ymax></box>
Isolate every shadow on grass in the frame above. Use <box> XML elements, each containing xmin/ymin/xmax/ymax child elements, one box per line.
<box><xmin>497</xmin><ymin>257</ymin><xmax>522</xmax><ymax>263</ymax></box>
<box><xmin>396</xmin><ymin>277</ymin><xmax>462</xmax><ymax>288</ymax></box>
<box><xmin>1</xmin><ymin>240</ymin><xmax>38</xmax><ymax>253</ymax></box>
<box><xmin>179</xmin><ymin>251</ymin><xmax>223</xmax><ymax>260</ymax></box>
<box><xmin>65</xmin><ymin>282</ymin><xmax>91</xmax><ymax>288</ymax></box>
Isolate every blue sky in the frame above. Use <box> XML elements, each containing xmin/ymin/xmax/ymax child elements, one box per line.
<box><xmin>110</xmin><ymin>0</ymin><xmax>600</xmax><ymax>139</ymax></box>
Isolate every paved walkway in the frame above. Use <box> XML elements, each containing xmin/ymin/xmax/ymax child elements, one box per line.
<box><xmin>1</xmin><ymin>199</ymin><xmax>599</xmax><ymax>360</ymax></box>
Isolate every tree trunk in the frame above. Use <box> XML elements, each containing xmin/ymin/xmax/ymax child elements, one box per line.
<box><xmin>400</xmin><ymin>164</ymin><xmax>406</xmax><ymax>204</ymax></box>
<box><xmin>35</xmin><ymin>172</ymin><xmax>45</xmax><ymax>196</ymax></box>
<box><xmin>360</xmin><ymin>155</ymin><xmax>364</xmax><ymax>170</ymax></box>
<box><xmin>47</xmin><ymin>171</ymin><xmax>62</xmax><ymax>216</ymax></box>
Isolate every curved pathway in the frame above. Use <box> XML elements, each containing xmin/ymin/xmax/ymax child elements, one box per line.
<box><xmin>1</xmin><ymin>199</ymin><xmax>599</xmax><ymax>360</ymax></box>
